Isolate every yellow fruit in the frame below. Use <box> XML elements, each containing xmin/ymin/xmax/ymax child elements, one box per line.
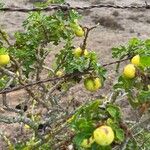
<box><xmin>123</xmin><ymin>64</ymin><xmax>136</xmax><ymax>79</ymax></box>
<box><xmin>94</xmin><ymin>78</ymin><xmax>102</xmax><ymax>90</ymax></box>
<box><xmin>84</xmin><ymin>77</ymin><xmax>102</xmax><ymax>92</ymax></box>
<box><xmin>24</xmin><ymin>124</ymin><xmax>30</xmax><ymax>129</ymax></box>
<box><xmin>84</xmin><ymin>49</ymin><xmax>89</xmax><ymax>57</ymax></box>
<box><xmin>73</xmin><ymin>47</ymin><xmax>82</xmax><ymax>57</ymax></box>
<box><xmin>93</xmin><ymin>125</ymin><xmax>114</xmax><ymax>146</ymax></box>
<box><xmin>131</xmin><ymin>55</ymin><xmax>140</xmax><ymax>66</ymax></box>
<box><xmin>0</xmin><ymin>54</ymin><xmax>10</xmax><ymax>66</ymax></box>
<box><xmin>74</xmin><ymin>48</ymin><xmax>89</xmax><ymax>58</ymax></box>
<box><xmin>56</xmin><ymin>70</ymin><xmax>64</xmax><ymax>77</ymax></box>
<box><xmin>81</xmin><ymin>137</ymin><xmax>95</xmax><ymax>148</ymax></box>
<box><xmin>84</xmin><ymin>78</ymin><xmax>95</xmax><ymax>92</ymax></box>
<box><xmin>74</xmin><ymin>26</ymin><xmax>84</xmax><ymax>37</ymax></box>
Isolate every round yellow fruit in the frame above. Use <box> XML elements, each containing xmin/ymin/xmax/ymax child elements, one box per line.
<box><xmin>123</xmin><ymin>64</ymin><xmax>136</xmax><ymax>79</ymax></box>
<box><xmin>24</xmin><ymin>124</ymin><xmax>30</xmax><ymax>130</ymax></box>
<box><xmin>84</xmin><ymin>78</ymin><xmax>95</xmax><ymax>91</ymax></box>
<box><xmin>84</xmin><ymin>77</ymin><xmax>102</xmax><ymax>92</ymax></box>
<box><xmin>73</xmin><ymin>47</ymin><xmax>82</xmax><ymax>57</ymax></box>
<box><xmin>94</xmin><ymin>78</ymin><xmax>102</xmax><ymax>90</ymax></box>
<box><xmin>84</xmin><ymin>49</ymin><xmax>89</xmax><ymax>57</ymax></box>
<box><xmin>81</xmin><ymin>137</ymin><xmax>95</xmax><ymax>148</ymax></box>
<box><xmin>56</xmin><ymin>70</ymin><xmax>64</xmax><ymax>77</ymax></box>
<box><xmin>93</xmin><ymin>125</ymin><xmax>114</xmax><ymax>146</ymax></box>
<box><xmin>0</xmin><ymin>54</ymin><xmax>10</xmax><ymax>66</ymax></box>
<box><xmin>74</xmin><ymin>26</ymin><xmax>84</xmax><ymax>37</ymax></box>
<box><xmin>131</xmin><ymin>55</ymin><xmax>140</xmax><ymax>66</ymax></box>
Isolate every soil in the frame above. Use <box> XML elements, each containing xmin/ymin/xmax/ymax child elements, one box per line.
<box><xmin>0</xmin><ymin>0</ymin><xmax>150</xmax><ymax>149</ymax></box>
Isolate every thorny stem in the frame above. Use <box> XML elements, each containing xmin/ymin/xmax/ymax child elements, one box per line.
<box><xmin>81</xmin><ymin>24</ymin><xmax>99</xmax><ymax>50</ymax></box>
<box><xmin>0</xmin><ymin>29</ymin><xmax>11</xmax><ymax>46</ymax></box>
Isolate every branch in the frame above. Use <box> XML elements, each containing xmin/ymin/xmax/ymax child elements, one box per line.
<box><xmin>0</xmin><ymin>67</ymin><xmax>15</xmax><ymax>77</ymax></box>
<box><xmin>0</xmin><ymin>115</ymin><xmax>38</xmax><ymax>130</ymax></box>
<box><xmin>0</xmin><ymin>57</ymin><xmax>129</xmax><ymax>95</ymax></box>
<box><xmin>0</xmin><ymin>70</ymin><xmax>90</xmax><ymax>94</ymax></box>
<box><xmin>102</xmin><ymin>58</ymin><xmax>129</xmax><ymax>67</ymax></box>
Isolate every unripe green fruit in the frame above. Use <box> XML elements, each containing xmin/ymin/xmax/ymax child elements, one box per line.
<box><xmin>93</xmin><ymin>125</ymin><xmax>114</xmax><ymax>146</ymax></box>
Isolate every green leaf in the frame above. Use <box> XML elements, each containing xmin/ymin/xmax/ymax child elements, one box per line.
<box><xmin>91</xmin><ymin>143</ymin><xmax>112</xmax><ymax>150</ymax></box>
<box><xmin>140</xmin><ymin>56</ymin><xmax>150</xmax><ymax>67</ymax></box>
<box><xmin>0</xmin><ymin>47</ymin><xmax>7</xmax><ymax>55</ymax></box>
<box><xmin>115</xmin><ymin>128</ymin><xmax>125</xmax><ymax>142</ymax></box>
<box><xmin>138</xmin><ymin>90</ymin><xmax>150</xmax><ymax>103</ymax></box>
<box><xmin>128</xmin><ymin>38</ymin><xmax>140</xmax><ymax>47</ymax></box>
<box><xmin>106</xmin><ymin>105</ymin><xmax>121</xmax><ymax>120</ymax></box>
<box><xmin>126</xmin><ymin>139</ymin><xmax>139</xmax><ymax>150</ymax></box>
<box><xmin>114</xmin><ymin>76</ymin><xmax>136</xmax><ymax>91</ymax></box>
<box><xmin>73</xmin><ymin>132</ymin><xmax>91</xmax><ymax>147</ymax></box>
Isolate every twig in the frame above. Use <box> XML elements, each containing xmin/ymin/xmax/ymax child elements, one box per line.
<box><xmin>0</xmin><ymin>29</ymin><xmax>11</xmax><ymax>46</ymax></box>
<box><xmin>0</xmin><ymin>115</ymin><xmax>38</xmax><ymax>130</ymax></box>
<box><xmin>81</xmin><ymin>24</ymin><xmax>99</xmax><ymax>50</ymax></box>
<box><xmin>0</xmin><ymin>67</ymin><xmax>15</xmax><ymax>77</ymax></box>
<box><xmin>102</xmin><ymin>58</ymin><xmax>129</xmax><ymax>67</ymax></box>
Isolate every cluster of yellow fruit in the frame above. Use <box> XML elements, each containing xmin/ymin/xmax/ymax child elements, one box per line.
<box><xmin>81</xmin><ymin>125</ymin><xmax>114</xmax><ymax>148</ymax></box>
<box><xmin>84</xmin><ymin>77</ymin><xmax>102</xmax><ymax>92</ymax></box>
<box><xmin>73</xmin><ymin>47</ymin><xmax>89</xmax><ymax>58</ymax></box>
<box><xmin>74</xmin><ymin>48</ymin><xmax>102</xmax><ymax>92</ymax></box>
<box><xmin>0</xmin><ymin>53</ymin><xmax>10</xmax><ymax>66</ymax></box>
<box><xmin>73</xmin><ymin>47</ymin><xmax>102</xmax><ymax>92</ymax></box>
<box><xmin>123</xmin><ymin>55</ymin><xmax>140</xmax><ymax>79</ymax></box>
